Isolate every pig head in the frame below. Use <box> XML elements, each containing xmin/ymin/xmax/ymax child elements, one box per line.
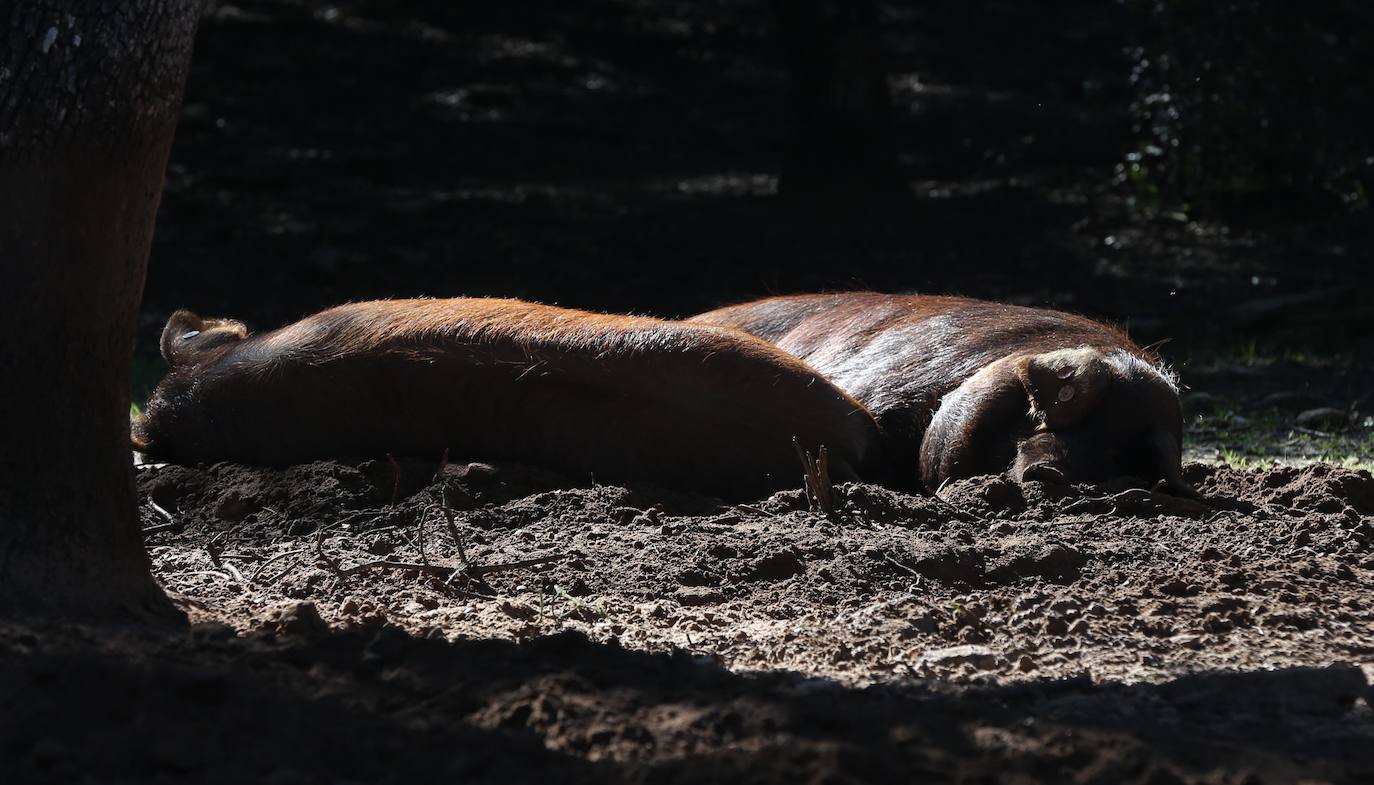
<box><xmin>919</xmin><ymin>346</ymin><xmax>1190</xmax><ymax>494</ymax></box>
<box><xmin>691</xmin><ymin>292</ymin><xmax>1193</xmax><ymax>496</ymax></box>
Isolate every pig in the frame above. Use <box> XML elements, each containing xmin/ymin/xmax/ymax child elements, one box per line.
<box><xmin>690</xmin><ymin>292</ymin><xmax>1192</xmax><ymax>495</ymax></box>
<box><xmin>133</xmin><ymin>298</ymin><xmax>881</xmax><ymax>500</ymax></box>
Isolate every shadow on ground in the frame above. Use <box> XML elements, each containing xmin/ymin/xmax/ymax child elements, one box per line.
<box><xmin>3</xmin><ymin>621</ymin><xmax>1369</xmax><ymax>784</ymax></box>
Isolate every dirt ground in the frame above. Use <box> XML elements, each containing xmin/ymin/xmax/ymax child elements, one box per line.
<box><xmin>6</xmin><ymin>459</ymin><xmax>1371</xmax><ymax>783</ymax></box>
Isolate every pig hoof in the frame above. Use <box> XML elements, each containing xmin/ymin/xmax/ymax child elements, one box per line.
<box><xmin>1019</xmin><ymin>463</ymin><xmax>1067</xmax><ymax>485</ymax></box>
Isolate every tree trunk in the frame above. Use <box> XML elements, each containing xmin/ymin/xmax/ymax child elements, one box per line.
<box><xmin>0</xmin><ymin>1</ymin><xmax>199</xmax><ymax>620</ymax></box>
<box><xmin>772</xmin><ymin>0</ymin><xmax>907</xmax><ymax>213</ymax></box>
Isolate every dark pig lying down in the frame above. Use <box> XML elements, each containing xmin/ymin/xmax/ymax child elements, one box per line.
<box><xmin>691</xmin><ymin>292</ymin><xmax>1193</xmax><ymax>496</ymax></box>
<box><xmin>133</xmin><ymin>298</ymin><xmax>882</xmax><ymax>500</ymax></box>
<box><xmin>135</xmin><ymin>294</ymin><xmax>1192</xmax><ymax>498</ymax></box>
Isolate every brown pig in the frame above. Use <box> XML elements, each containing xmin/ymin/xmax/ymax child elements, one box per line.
<box><xmin>690</xmin><ymin>292</ymin><xmax>1191</xmax><ymax>495</ymax></box>
<box><xmin>133</xmin><ymin>298</ymin><xmax>881</xmax><ymax>500</ymax></box>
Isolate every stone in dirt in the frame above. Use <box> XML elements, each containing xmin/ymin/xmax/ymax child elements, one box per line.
<box><xmin>916</xmin><ymin>644</ymin><xmax>998</xmax><ymax>671</ymax></box>
<box><xmin>674</xmin><ymin>587</ymin><xmax>726</xmax><ymax>607</ymax></box>
<box><xmin>259</xmin><ymin>601</ymin><xmax>331</xmax><ymax>642</ymax></box>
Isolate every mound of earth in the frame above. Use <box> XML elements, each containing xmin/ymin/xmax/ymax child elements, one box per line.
<box><xmin>4</xmin><ymin>460</ymin><xmax>1372</xmax><ymax>783</ymax></box>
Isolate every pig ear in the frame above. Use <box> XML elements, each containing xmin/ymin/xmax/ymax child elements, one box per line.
<box><xmin>1014</xmin><ymin>347</ymin><xmax>1112</xmax><ymax>429</ymax></box>
<box><xmin>160</xmin><ymin>309</ymin><xmax>247</xmax><ymax>366</ymax></box>
<box><xmin>920</xmin><ymin>357</ymin><xmax>1034</xmax><ymax>491</ymax></box>
<box><xmin>160</xmin><ymin>310</ymin><xmax>205</xmax><ymax>365</ymax></box>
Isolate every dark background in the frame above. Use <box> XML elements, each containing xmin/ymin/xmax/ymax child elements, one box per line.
<box><xmin>138</xmin><ymin>0</ymin><xmax>1374</xmax><ymax>405</ymax></box>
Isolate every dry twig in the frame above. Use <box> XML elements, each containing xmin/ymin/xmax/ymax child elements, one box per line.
<box><xmin>251</xmin><ymin>548</ymin><xmax>310</xmax><ymax>582</ymax></box>
<box><xmin>432</xmin><ymin>447</ymin><xmax>450</xmax><ymax>483</ymax></box>
<box><xmin>141</xmin><ymin>500</ymin><xmax>179</xmax><ymax>535</ymax></box>
<box><xmin>205</xmin><ymin>531</ymin><xmax>228</xmax><ymax>569</ymax></box>
<box><xmin>327</xmin><ymin>553</ymin><xmax>564</xmax><ymax>581</ymax></box>
<box><xmin>315</xmin><ymin>519</ymin><xmax>563</xmax><ymax>591</ymax></box>
<box><xmin>386</xmin><ymin>453</ymin><xmax>402</xmax><ymax>506</ymax></box>
<box><xmin>222</xmin><ymin>561</ymin><xmax>247</xmax><ymax>585</ymax></box>
<box><xmin>931</xmin><ymin>478</ymin><xmax>989</xmax><ymax>523</ymax></box>
<box><xmin>439</xmin><ymin>498</ymin><xmax>472</xmax><ymax>567</ymax></box>
<box><xmin>794</xmin><ymin>438</ymin><xmax>836</xmax><ymax>516</ymax></box>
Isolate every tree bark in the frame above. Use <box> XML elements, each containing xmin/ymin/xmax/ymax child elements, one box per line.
<box><xmin>0</xmin><ymin>1</ymin><xmax>199</xmax><ymax>620</ymax></box>
<box><xmin>772</xmin><ymin>0</ymin><xmax>907</xmax><ymax>213</ymax></box>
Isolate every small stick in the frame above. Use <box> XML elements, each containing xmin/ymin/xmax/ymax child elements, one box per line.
<box><xmin>537</xmin><ymin>576</ymin><xmax>546</xmax><ymax>626</ymax></box>
<box><xmin>387</xmin><ymin>453</ymin><xmax>402</xmax><ymax>507</ymax></box>
<box><xmin>931</xmin><ymin>478</ymin><xmax>988</xmax><ymax>523</ymax></box>
<box><xmin>331</xmin><ymin>552</ymin><xmax>564</xmax><ymax>580</ymax></box>
<box><xmin>315</xmin><ymin>526</ymin><xmax>338</xmax><ymax>571</ymax></box>
<box><xmin>883</xmin><ymin>553</ymin><xmax>924</xmax><ymax>579</ymax></box>
<box><xmin>178</xmin><ymin>570</ymin><xmax>234</xmax><ymax>581</ymax></box>
<box><xmin>317</xmin><ymin>504</ymin><xmax>563</xmax><ymax>588</ymax></box>
<box><xmin>334</xmin><ymin>559</ymin><xmax>454</xmax><ymax>579</ymax></box>
<box><xmin>432</xmin><ymin>447</ymin><xmax>450</xmax><ymax>484</ymax></box>
<box><xmin>262</xmin><ymin>558</ymin><xmax>309</xmax><ymax>586</ymax></box>
<box><xmin>223</xmin><ymin>561</ymin><xmax>247</xmax><ymax>585</ymax></box>
<box><xmin>412</xmin><ymin>505</ymin><xmax>433</xmax><ymax>566</ymax></box>
<box><xmin>468</xmin><ymin>553</ymin><xmax>563</xmax><ymax>576</ymax></box>
<box><xmin>793</xmin><ymin>438</ymin><xmax>836</xmax><ymax>516</ymax></box>
<box><xmin>818</xmin><ymin>447</ymin><xmax>833</xmax><ymax>511</ymax></box>
<box><xmin>332</xmin><ymin>509</ymin><xmax>389</xmax><ymax>530</ymax></box>
<box><xmin>147</xmin><ymin>499</ymin><xmax>176</xmax><ymax>525</ymax></box>
<box><xmin>440</xmin><ymin>499</ymin><xmax>472</xmax><ymax>567</ymax></box>
<box><xmin>141</xmin><ymin>500</ymin><xmax>179</xmax><ymax>535</ymax></box>
<box><xmin>251</xmin><ymin>548</ymin><xmax>310</xmax><ymax>581</ymax></box>
<box><xmin>205</xmin><ymin>531</ymin><xmax>228</xmax><ymax>569</ymax></box>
